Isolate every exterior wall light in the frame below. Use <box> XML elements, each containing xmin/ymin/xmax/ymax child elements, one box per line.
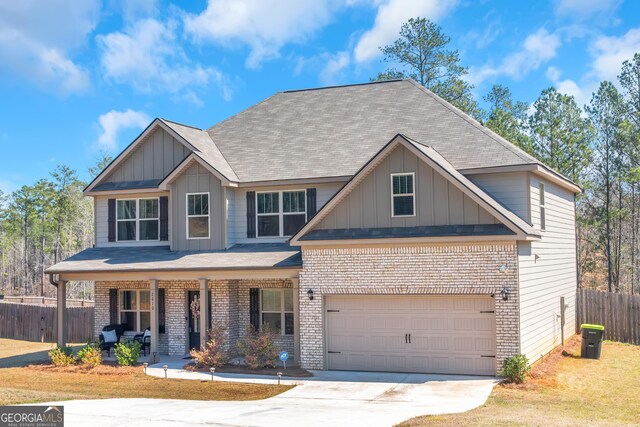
<box><xmin>500</xmin><ymin>287</ymin><xmax>510</xmax><ymax>301</ymax></box>
<box><xmin>307</xmin><ymin>289</ymin><xmax>314</xmax><ymax>300</ymax></box>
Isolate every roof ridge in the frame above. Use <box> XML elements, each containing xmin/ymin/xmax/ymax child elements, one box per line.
<box><xmin>282</xmin><ymin>79</ymin><xmax>406</xmax><ymax>93</ymax></box>
<box><xmin>404</xmin><ymin>79</ymin><xmax>539</xmax><ymax>165</ymax></box>
<box><xmin>159</xmin><ymin>118</ymin><xmax>202</xmax><ymax>131</ymax></box>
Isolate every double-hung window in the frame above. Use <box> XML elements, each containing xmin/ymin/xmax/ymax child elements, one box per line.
<box><xmin>391</xmin><ymin>173</ymin><xmax>415</xmax><ymax>217</ymax></box>
<box><xmin>187</xmin><ymin>192</ymin><xmax>210</xmax><ymax>239</ymax></box>
<box><xmin>539</xmin><ymin>183</ymin><xmax>546</xmax><ymax>231</ymax></box>
<box><xmin>260</xmin><ymin>289</ymin><xmax>294</xmax><ymax>335</ymax></box>
<box><xmin>257</xmin><ymin>190</ymin><xmax>306</xmax><ymax>237</ymax></box>
<box><xmin>119</xmin><ymin>290</ymin><xmax>151</xmax><ymax>332</ymax></box>
<box><xmin>116</xmin><ymin>198</ymin><xmax>159</xmax><ymax>241</ymax></box>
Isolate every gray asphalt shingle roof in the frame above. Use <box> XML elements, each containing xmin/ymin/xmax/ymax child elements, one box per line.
<box><xmin>202</xmin><ymin>79</ymin><xmax>541</xmax><ymax>182</ymax></box>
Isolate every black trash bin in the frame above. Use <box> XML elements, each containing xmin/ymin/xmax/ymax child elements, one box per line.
<box><xmin>581</xmin><ymin>324</ymin><xmax>604</xmax><ymax>359</ymax></box>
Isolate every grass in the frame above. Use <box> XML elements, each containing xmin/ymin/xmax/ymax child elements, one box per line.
<box><xmin>0</xmin><ymin>338</ymin><xmax>292</xmax><ymax>404</ymax></box>
<box><xmin>398</xmin><ymin>338</ymin><xmax>640</xmax><ymax>427</ymax></box>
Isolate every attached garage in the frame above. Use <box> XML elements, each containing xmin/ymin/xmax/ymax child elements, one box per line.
<box><xmin>325</xmin><ymin>295</ymin><xmax>496</xmax><ymax>376</ymax></box>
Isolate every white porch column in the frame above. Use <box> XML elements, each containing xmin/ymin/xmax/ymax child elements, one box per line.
<box><xmin>56</xmin><ymin>280</ymin><xmax>67</xmax><ymax>347</ymax></box>
<box><xmin>292</xmin><ymin>278</ymin><xmax>301</xmax><ymax>365</ymax></box>
<box><xmin>199</xmin><ymin>279</ymin><xmax>209</xmax><ymax>349</ymax></box>
<box><xmin>149</xmin><ymin>280</ymin><xmax>159</xmax><ymax>363</ymax></box>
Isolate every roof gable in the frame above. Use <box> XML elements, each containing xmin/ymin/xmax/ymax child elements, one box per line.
<box><xmin>291</xmin><ymin>134</ymin><xmax>541</xmax><ymax>244</ymax></box>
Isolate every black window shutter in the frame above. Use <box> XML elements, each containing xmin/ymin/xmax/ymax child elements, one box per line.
<box><xmin>249</xmin><ymin>288</ymin><xmax>260</xmax><ymax>330</ymax></box>
<box><xmin>109</xmin><ymin>289</ymin><xmax>118</xmax><ymax>325</ymax></box>
<box><xmin>246</xmin><ymin>191</ymin><xmax>256</xmax><ymax>238</ymax></box>
<box><xmin>159</xmin><ymin>196</ymin><xmax>169</xmax><ymax>241</ymax></box>
<box><xmin>306</xmin><ymin>188</ymin><xmax>317</xmax><ymax>218</ymax></box>
<box><xmin>158</xmin><ymin>288</ymin><xmax>166</xmax><ymax>334</ymax></box>
<box><xmin>107</xmin><ymin>199</ymin><xmax>116</xmax><ymax>242</ymax></box>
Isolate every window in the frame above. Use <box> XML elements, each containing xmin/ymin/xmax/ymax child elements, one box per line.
<box><xmin>119</xmin><ymin>290</ymin><xmax>151</xmax><ymax>332</ymax></box>
<box><xmin>539</xmin><ymin>183</ymin><xmax>546</xmax><ymax>231</ymax></box>
<box><xmin>391</xmin><ymin>173</ymin><xmax>415</xmax><ymax>217</ymax></box>
<box><xmin>257</xmin><ymin>190</ymin><xmax>306</xmax><ymax>237</ymax></box>
<box><xmin>116</xmin><ymin>198</ymin><xmax>159</xmax><ymax>242</ymax></box>
<box><xmin>187</xmin><ymin>193</ymin><xmax>210</xmax><ymax>239</ymax></box>
<box><xmin>260</xmin><ymin>289</ymin><xmax>294</xmax><ymax>335</ymax></box>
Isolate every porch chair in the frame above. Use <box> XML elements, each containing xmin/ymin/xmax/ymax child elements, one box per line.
<box><xmin>98</xmin><ymin>324</ymin><xmax>125</xmax><ymax>356</ymax></box>
<box><xmin>134</xmin><ymin>327</ymin><xmax>151</xmax><ymax>356</ymax></box>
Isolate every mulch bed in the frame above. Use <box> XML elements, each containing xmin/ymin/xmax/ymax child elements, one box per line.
<box><xmin>184</xmin><ymin>363</ymin><xmax>313</xmax><ymax>377</ymax></box>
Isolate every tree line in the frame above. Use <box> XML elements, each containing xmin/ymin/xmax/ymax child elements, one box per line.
<box><xmin>376</xmin><ymin>18</ymin><xmax>640</xmax><ymax>294</ymax></box>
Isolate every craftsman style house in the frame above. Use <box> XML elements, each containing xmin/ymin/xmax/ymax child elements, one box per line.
<box><xmin>47</xmin><ymin>79</ymin><xmax>580</xmax><ymax>375</ymax></box>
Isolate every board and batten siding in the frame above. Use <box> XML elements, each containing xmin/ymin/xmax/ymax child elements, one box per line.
<box><xmin>171</xmin><ymin>163</ymin><xmax>225</xmax><ymax>250</ymax></box>
<box><xmin>228</xmin><ymin>182</ymin><xmax>344</xmax><ymax>245</ymax></box>
<box><xmin>468</xmin><ymin>172</ymin><xmax>530</xmax><ymax>222</ymax></box>
<box><xmin>518</xmin><ymin>174</ymin><xmax>577</xmax><ymax>363</ymax></box>
<box><xmin>95</xmin><ymin>191</ymin><xmax>170</xmax><ymax>247</ymax></box>
<box><xmin>316</xmin><ymin>144</ymin><xmax>499</xmax><ymax>230</ymax></box>
<box><xmin>103</xmin><ymin>128</ymin><xmax>191</xmax><ymax>184</ymax></box>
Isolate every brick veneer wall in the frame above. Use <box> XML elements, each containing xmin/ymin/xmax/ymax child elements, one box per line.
<box><xmin>298</xmin><ymin>242</ymin><xmax>520</xmax><ymax>374</ymax></box>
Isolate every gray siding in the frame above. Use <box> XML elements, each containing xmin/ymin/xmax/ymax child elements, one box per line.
<box><xmin>95</xmin><ymin>191</ymin><xmax>170</xmax><ymax>247</ymax></box>
<box><xmin>518</xmin><ymin>174</ymin><xmax>577</xmax><ymax>363</ymax></box>
<box><xmin>230</xmin><ymin>182</ymin><xmax>344</xmax><ymax>244</ymax></box>
<box><xmin>171</xmin><ymin>163</ymin><xmax>225</xmax><ymax>250</ymax></box>
<box><xmin>103</xmin><ymin>128</ymin><xmax>190</xmax><ymax>184</ymax></box>
<box><xmin>316</xmin><ymin>145</ymin><xmax>499</xmax><ymax>230</ymax></box>
<box><xmin>468</xmin><ymin>172</ymin><xmax>530</xmax><ymax>222</ymax></box>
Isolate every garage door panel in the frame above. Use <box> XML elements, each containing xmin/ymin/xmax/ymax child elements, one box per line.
<box><xmin>326</xmin><ymin>295</ymin><xmax>496</xmax><ymax>375</ymax></box>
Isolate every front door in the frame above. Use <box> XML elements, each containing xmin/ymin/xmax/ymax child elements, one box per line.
<box><xmin>188</xmin><ymin>291</ymin><xmax>200</xmax><ymax>350</ymax></box>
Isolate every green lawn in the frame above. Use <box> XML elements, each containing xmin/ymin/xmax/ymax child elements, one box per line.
<box><xmin>399</xmin><ymin>339</ymin><xmax>640</xmax><ymax>426</ymax></box>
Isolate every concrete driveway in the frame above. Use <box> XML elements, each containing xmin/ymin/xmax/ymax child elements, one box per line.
<box><xmin>44</xmin><ymin>371</ymin><xmax>497</xmax><ymax>426</ymax></box>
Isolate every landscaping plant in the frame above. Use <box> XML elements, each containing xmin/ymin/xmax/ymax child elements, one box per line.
<box><xmin>48</xmin><ymin>345</ymin><xmax>76</xmax><ymax>367</ymax></box>
<box><xmin>500</xmin><ymin>354</ymin><xmax>530</xmax><ymax>384</ymax></box>
<box><xmin>77</xmin><ymin>342</ymin><xmax>102</xmax><ymax>368</ymax></box>
<box><xmin>191</xmin><ymin>325</ymin><xmax>228</xmax><ymax>368</ymax></box>
<box><xmin>114</xmin><ymin>340</ymin><xmax>141</xmax><ymax>366</ymax></box>
<box><xmin>237</xmin><ymin>325</ymin><xmax>279</xmax><ymax>369</ymax></box>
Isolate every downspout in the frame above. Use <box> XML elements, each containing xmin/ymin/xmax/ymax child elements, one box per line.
<box><xmin>49</xmin><ymin>274</ymin><xmax>59</xmax><ymax>287</ymax></box>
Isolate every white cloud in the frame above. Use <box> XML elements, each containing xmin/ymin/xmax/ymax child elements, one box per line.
<box><xmin>184</xmin><ymin>0</ymin><xmax>336</xmax><ymax>68</ymax></box>
<box><xmin>546</xmin><ymin>66</ymin><xmax>562</xmax><ymax>82</ymax></box>
<box><xmin>320</xmin><ymin>51</ymin><xmax>351</xmax><ymax>84</ymax></box>
<box><xmin>0</xmin><ymin>0</ymin><xmax>98</xmax><ymax>93</ymax></box>
<box><xmin>554</xmin><ymin>0</ymin><xmax>621</xmax><ymax>21</ymax></box>
<box><xmin>590</xmin><ymin>28</ymin><xmax>640</xmax><ymax>82</ymax></box>
<box><xmin>97</xmin><ymin>109</ymin><xmax>150</xmax><ymax>151</ymax></box>
<box><xmin>353</xmin><ymin>0</ymin><xmax>458</xmax><ymax>63</ymax></box>
<box><xmin>468</xmin><ymin>28</ymin><xmax>561</xmax><ymax>86</ymax></box>
<box><xmin>97</xmin><ymin>18</ymin><xmax>230</xmax><ymax>101</ymax></box>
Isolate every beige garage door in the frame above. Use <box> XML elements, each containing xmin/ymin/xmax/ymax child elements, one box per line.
<box><xmin>326</xmin><ymin>295</ymin><xmax>496</xmax><ymax>375</ymax></box>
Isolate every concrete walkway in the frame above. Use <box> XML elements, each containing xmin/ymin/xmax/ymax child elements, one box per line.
<box><xmin>42</xmin><ymin>367</ymin><xmax>497</xmax><ymax>427</ymax></box>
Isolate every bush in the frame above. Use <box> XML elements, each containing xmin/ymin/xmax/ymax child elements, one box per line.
<box><xmin>501</xmin><ymin>354</ymin><xmax>530</xmax><ymax>384</ymax></box>
<box><xmin>237</xmin><ymin>325</ymin><xmax>279</xmax><ymax>369</ymax></box>
<box><xmin>49</xmin><ymin>345</ymin><xmax>76</xmax><ymax>367</ymax></box>
<box><xmin>77</xmin><ymin>342</ymin><xmax>102</xmax><ymax>368</ymax></box>
<box><xmin>114</xmin><ymin>340</ymin><xmax>141</xmax><ymax>366</ymax></box>
<box><xmin>191</xmin><ymin>325</ymin><xmax>228</xmax><ymax>368</ymax></box>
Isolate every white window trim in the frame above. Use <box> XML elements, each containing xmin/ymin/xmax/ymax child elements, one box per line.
<box><xmin>390</xmin><ymin>172</ymin><xmax>416</xmax><ymax>218</ymax></box>
<box><xmin>186</xmin><ymin>192</ymin><xmax>211</xmax><ymax>240</ymax></box>
<box><xmin>119</xmin><ymin>289</ymin><xmax>151</xmax><ymax>332</ymax></box>
<box><xmin>539</xmin><ymin>183</ymin><xmax>546</xmax><ymax>231</ymax></box>
<box><xmin>115</xmin><ymin>198</ymin><xmax>160</xmax><ymax>242</ymax></box>
<box><xmin>260</xmin><ymin>288</ymin><xmax>294</xmax><ymax>336</ymax></box>
<box><xmin>256</xmin><ymin>190</ymin><xmax>307</xmax><ymax>238</ymax></box>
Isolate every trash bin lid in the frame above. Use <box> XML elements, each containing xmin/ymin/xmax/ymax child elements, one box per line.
<box><xmin>581</xmin><ymin>323</ymin><xmax>605</xmax><ymax>331</ymax></box>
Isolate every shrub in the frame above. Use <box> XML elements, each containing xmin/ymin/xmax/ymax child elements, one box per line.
<box><xmin>237</xmin><ymin>325</ymin><xmax>279</xmax><ymax>369</ymax></box>
<box><xmin>191</xmin><ymin>325</ymin><xmax>228</xmax><ymax>368</ymax></box>
<box><xmin>114</xmin><ymin>340</ymin><xmax>141</xmax><ymax>366</ymax></box>
<box><xmin>77</xmin><ymin>342</ymin><xmax>102</xmax><ymax>368</ymax></box>
<box><xmin>501</xmin><ymin>354</ymin><xmax>530</xmax><ymax>384</ymax></box>
<box><xmin>49</xmin><ymin>345</ymin><xmax>76</xmax><ymax>367</ymax></box>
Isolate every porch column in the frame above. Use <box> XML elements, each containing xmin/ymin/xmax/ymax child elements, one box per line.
<box><xmin>292</xmin><ymin>278</ymin><xmax>301</xmax><ymax>365</ymax></box>
<box><xmin>56</xmin><ymin>280</ymin><xmax>67</xmax><ymax>347</ymax></box>
<box><xmin>199</xmin><ymin>279</ymin><xmax>209</xmax><ymax>349</ymax></box>
<box><xmin>149</xmin><ymin>280</ymin><xmax>159</xmax><ymax>363</ymax></box>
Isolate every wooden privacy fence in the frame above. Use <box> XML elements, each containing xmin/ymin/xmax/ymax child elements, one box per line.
<box><xmin>576</xmin><ymin>289</ymin><xmax>640</xmax><ymax>345</ymax></box>
<box><xmin>0</xmin><ymin>302</ymin><xmax>94</xmax><ymax>343</ymax></box>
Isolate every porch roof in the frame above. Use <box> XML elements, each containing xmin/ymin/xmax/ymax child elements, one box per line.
<box><xmin>45</xmin><ymin>244</ymin><xmax>302</xmax><ymax>274</ymax></box>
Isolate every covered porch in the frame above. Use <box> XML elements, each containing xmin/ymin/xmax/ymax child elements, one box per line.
<box><xmin>46</xmin><ymin>244</ymin><xmax>302</xmax><ymax>364</ymax></box>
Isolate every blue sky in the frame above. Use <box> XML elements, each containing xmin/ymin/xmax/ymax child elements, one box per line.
<box><xmin>1</xmin><ymin>0</ymin><xmax>639</xmax><ymax>192</ymax></box>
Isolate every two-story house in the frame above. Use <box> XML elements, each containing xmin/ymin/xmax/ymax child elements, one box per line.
<box><xmin>47</xmin><ymin>79</ymin><xmax>580</xmax><ymax>376</ymax></box>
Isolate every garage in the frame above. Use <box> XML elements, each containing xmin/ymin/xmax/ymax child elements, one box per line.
<box><xmin>325</xmin><ymin>295</ymin><xmax>496</xmax><ymax>376</ymax></box>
